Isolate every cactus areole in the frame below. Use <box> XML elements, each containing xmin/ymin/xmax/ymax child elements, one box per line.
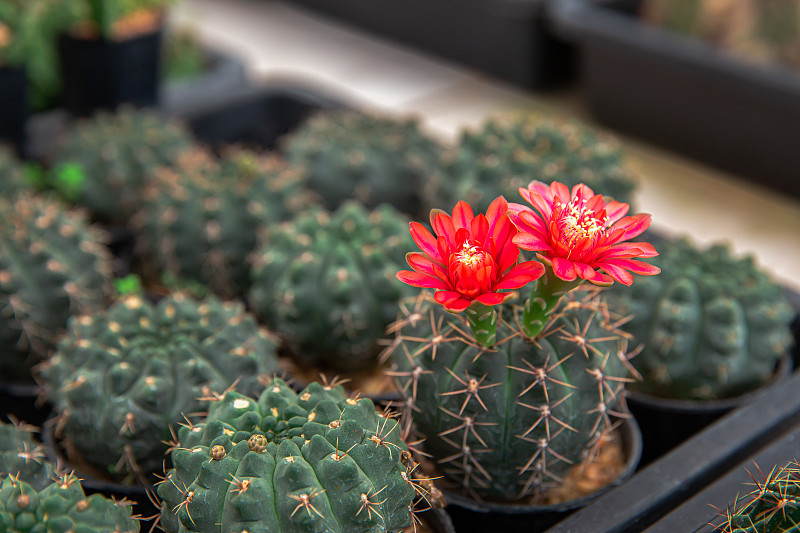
<box><xmin>392</xmin><ymin>185</ymin><xmax>659</xmax><ymax>501</ymax></box>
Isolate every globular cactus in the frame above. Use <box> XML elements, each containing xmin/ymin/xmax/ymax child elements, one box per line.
<box><xmin>715</xmin><ymin>460</ymin><xmax>800</xmax><ymax>532</ymax></box>
<box><xmin>39</xmin><ymin>293</ymin><xmax>281</xmax><ymax>481</ymax></box>
<box><xmin>432</xmin><ymin>114</ymin><xmax>638</xmax><ymax>214</ymax></box>
<box><xmin>157</xmin><ymin>378</ymin><xmax>429</xmax><ymax>533</ymax></box>
<box><xmin>0</xmin><ymin>472</ymin><xmax>140</xmax><ymax>533</ymax></box>
<box><xmin>387</xmin><ymin>291</ymin><xmax>632</xmax><ymax>501</ymax></box>
<box><xmin>136</xmin><ymin>148</ymin><xmax>314</xmax><ymax>299</ymax></box>
<box><xmin>0</xmin><ymin>420</ymin><xmax>53</xmax><ymax>491</ymax></box>
<box><xmin>0</xmin><ymin>192</ymin><xmax>112</xmax><ymax>382</ymax></box>
<box><xmin>605</xmin><ymin>237</ymin><xmax>795</xmax><ymax>401</ymax></box>
<box><xmin>50</xmin><ymin>107</ymin><xmax>193</xmax><ymax>226</ymax></box>
<box><xmin>249</xmin><ymin>201</ymin><xmax>414</xmax><ymax>372</ymax></box>
<box><xmin>643</xmin><ymin>0</ymin><xmax>800</xmax><ymax>68</ymax></box>
<box><xmin>283</xmin><ymin>109</ymin><xmax>443</xmax><ymax>217</ymax></box>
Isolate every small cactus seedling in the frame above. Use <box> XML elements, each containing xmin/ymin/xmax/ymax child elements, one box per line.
<box><xmin>136</xmin><ymin>148</ymin><xmax>313</xmax><ymax>298</ymax></box>
<box><xmin>284</xmin><ymin>109</ymin><xmax>443</xmax><ymax>216</ymax></box>
<box><xmin>157</xmin><ymin>378</ymin><xmax>433</xmax><ymax>533</ymax></box>
<box><xmin>0</xmin><ymin>192</ymin><xmax>112</xmax><ymax>382</ymax></box>
<box><xmin>249</xmin><ymin>201</ymin><xmax>414</xmax><ymax>372</ymax></box>
<box><xmin>432</xmin><ymin>114</ymin><xmax>638</xmax><ymax>215</ymax></box>
<box><xmin>714</xmin><ymin>460</ymin><xmax>800</xmax><ymax>532</ymax></box>
<box><xmin>39</xmin><ymin>293</ymin><xmax>281</xmax><ymax>482</ymax></box>
<box><xmin>0</xmin><ymin>419</ymin><xmax>54</xmax><ymax>491</ymax></box>
<box><xmin>50</xmin><ymin>107</ymin><xmax>193</xmax><ymax>226</ymax></box>
<box><xmin>606</xmin><ymin>237</ymin><xmax>795</xmax><ymax>401</ymax></box>
<box><xmin>0</xmin><ymin>472</ymin><xmax>140</xmax><ymax>533</ymax></box>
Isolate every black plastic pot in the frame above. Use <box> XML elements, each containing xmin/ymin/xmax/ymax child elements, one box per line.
<box><xmin>59</xmin><ymin>28</ymin><xmax>163</xmax><ymax>116</ymax></box>
<box><xmin>0</xmin><ymin>66</ymin><xmax>27</xmax><ymax>156</ymax></box>
<box><xmin>550</xmin><ymin>0</ymin><xmax>800</xmax><ymax>198</ymax></box>
<box><xmin>286</xmin><ymin>0</ymin><xmax>575</xmax><ymax>89</ymax></box>
<box><xmin>423</xmin><ymin>507</ymin><xmax>457</xmax><ymax>533</ymax></box>
<box><xmin>0</xmin><ymin>380</ymin><xmax>49</xmax><ymax>428</ymax></box>
<box><xmin>629</xmin><ymin>353</ymin><xmax>794</xmax><ymax>467</ymax></box>
<box><xmin>443</xmin><ymin>417</ymin><xmax>642</xmax><ymax>533</ymax></box>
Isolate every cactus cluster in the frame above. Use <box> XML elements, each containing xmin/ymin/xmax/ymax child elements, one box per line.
<box><xmin>249</xmin><ymin>201</ymin><xmax>414</xmax><ymax>372</ymax></box>
<box><xmin>39</xmin><ymin>293</ymin><xmax>281</xmax><ymax>481</ymax></box>
<box><xmin>433</xmin><ymin>114</ymin><xmax>638</xmax><ymax>214</ymax></box>
<box><xmin>157</xmin><ymin>378</ymin><xmax>426</xmax><ymax>533</ymax></box>
<box><xmin>50</xmin><ymin>107</ymin><xmax>193</xmax><ymax>226</ymax></box>
<box><xmin>716</xmin><ymin>460</ymin><xmax>800</xmax><ymax>532</ymax></box>
<box><xmin>284</xmin><ymin>109</ymin><xmax>443</xmax><ymax>216</ymax></box>
<box><xmin>606</xmin><ymin>237</ymin><xmax>795</xmax><ymax>401</ymax></box>
<box><xmin>136</xmin><ymin>148</ymin><xmax>313</xmax><ymax>298</ymax></box>
<box><xmin>387</xmin><ymin>290</ymin><xmax>632</xmax><ymax>501</ymax></box>
<box><xmin>0</xmin><ymin>421</ymin><xmax>53</xmax><ymax>491</ymax></box>
<box><xmin>0</xmin><ymin>473</ymin><xmax>140</xmax><ymax>533</ymax></box>
<box><xmin>0</xmin><ymin>192</ymin><xmax>112</xmax><ymax>382</ymax></box>
<box><xmin>643</xmin><ymin>0</ymin><xmax>800</xmax><ymax>69</ymax></box>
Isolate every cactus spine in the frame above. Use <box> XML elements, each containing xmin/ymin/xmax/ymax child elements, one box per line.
<box><xmin>0</xmin><ymin>420</ymin><xmax>53</xmax><ymax>491</ymax></box>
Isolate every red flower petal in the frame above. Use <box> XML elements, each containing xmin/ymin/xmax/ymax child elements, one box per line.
<box><xmin>435</xmin><ymin>291</ymin><xmax>471</xmax><ymax>312</ymax></box>
<box><xmin>452</xmin><ymin>201</ymin><xmax>474</xmax><ymax>231</ymax></box>
<box><xmin>552</xmin><ymin>257</ymin><xmax>577</xmax><ymax>281</ymax></box>
<box><xmin>407</xmin><ymin>253</ymin><xmax>447</xmax><ymax>279</ymax></box>
<box><xmin>495</xmin><ymin>261</ymin><xmax>545</xmax><ymax>289</ymax></box>
<box><xmin>409</xmin><ymin>222</ymin><xmax>441</xmax><ymax>261</ymax></box>
<box><xmin>476</xmin><ymin>292</ymin><xmax>507</xmax><ymax>306</ymax></box>
<box><xmin>397</xmin><ymin>270</ymin><xmax>449</xmax><ymax>289</ymax></box>
<box><xmin>433</xmin><ymin>212</ymin><xmax>457</xmax><ymax>251</ymax></box>
<box><xmin>573</xmin><ymin>262</ymin><xmax>611</xmax><ymax>285</ymax></box>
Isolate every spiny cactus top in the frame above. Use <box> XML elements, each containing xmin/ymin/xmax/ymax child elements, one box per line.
<box><xmin>0</xmin><ymin>145</ymin><xmax>28</xmax><ymax>197</ymax></box>
<box><xmin>434</xmin><ymin>114</ymin><xmax>638</xmax><ymax>214</ymax></box>
<box><xmin>249</xmin><ymin>201</ymin><xmax>414</xmax><ymax>372</ymax></box>
<box><xmin>714</xmin><ymin>460</ymin><xmax>800</xmax><ymax>533</ymax></box>
<box><xmin>157</xmin><ymin>378</ymin><xmax>425</xmax><ymax>533</ymax></box>
<box><xmin>136</xmin><ymin>148</ymin><xmax>314</xmax><ymax>299</ymax></box>
<box><xmin>643</xmin><ymin>0</ymin><xmax>800</xmax><ymax>69</ymax></box>
<box><xmin>0</xmin><ymin>473</ymin><xmax>140</xmax><ymax>533</ymax></box>
<box><xmin>0</xmin><ymin>421</ymin><xmax>53</xmax><ymax>491</ymax></box>
<box><xmin>39</xmin><ymin>293</ymin><xmax>281</xmax><ymax>481</ymax></box>
<box><xmin>0</xmin><ymin>192</ymin><xmax>112</xmax><ymax>382</ymax></box>
<box><xmin>606</xmin><ymin>237</ymin><xmax>795</xmax><ymax>401</ymax></box>
<box><xmin>51</xmin><ymin>107</ymin><xmax>193</xmax><ymax>226</ymax></box>
<box><xmin>284</xmin><ymin>109</ymin><xmax>443</xmax><ymax>217</ymax></box>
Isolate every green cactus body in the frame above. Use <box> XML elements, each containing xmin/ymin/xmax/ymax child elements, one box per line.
<box><xmin>388</xmin><ymin>291</ymin><xmax>630</xmax><ymax>501</ymax></box>
<box><xmin>249</xmin><ymin>202</ymin><xmax>414</xmax><ymax>372</ymax></box>
<box><xmin>0</xmin><ymin>146</ymin><xmax>28</xmax><ymax>197</ymax></box>
<box><xmin>0</xmin><ymin>473</ymin><xmax>140</xmax><ymax>533</ymax></box>
<box><xmin>284</xmin><ymin>110</ymin><xmax>442</xmax><ymax>216</ymax></box>
<box><xmin>0</xmin><ymin>192</ymin><xmax>111</xmax><ymax>382</ymax></box>
<box><xmin>717</xmin><ymin>460</ymin><xmax>800</xmax><ymax>533</ymax></box>
<box><xmin>434</xmin><ymin>114</ymin><xmax>638</xmax><ymax>215</ymax></box>
<box><xmin>137</xmin><ymin>149</ymin><xmax>313</xmax><ymax>298</ymax></box>
<box><xmin>39</xmin><ymin>293</ymin><xmax>281</xmax><ymax>480</ymax></box>
<box><xmin>51</xmin><ymin>107</ymin><xmax>193</xmax><ymax>226</ymax></box>
<box><xmin>0</xmin><ymin>421</ymin><xmax>53</xmax><ymax>490</ymax></box>
<box><xmin>606</xmin><ymin>237</ymin><xmax>795</xmax><ymax>401</ymax></box>
<box><xmin>157</xmin><ymin>378</ymin><xmax>419</xmax><ymax>533</ymax></box>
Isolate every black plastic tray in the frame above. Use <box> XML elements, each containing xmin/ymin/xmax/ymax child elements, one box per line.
<box><xmin>285</xmin><ymin>0</ymin><xmax>576</xmax><ymax>89</ymax></box>
<box><xmin>550</xmin><ymin>0</ymin><xmax>800</xmax><ymax>198</ymax></box>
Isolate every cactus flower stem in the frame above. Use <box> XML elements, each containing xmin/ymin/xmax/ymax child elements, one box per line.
<box><xmin>464</xmin><ymin>301</ymin><xmax>498</xmax><ymax>347</ymax></box>
<box><xmin>523</xmin><ymin>262</ymin><xmax>581</xmax><ymax>338</ymax></box>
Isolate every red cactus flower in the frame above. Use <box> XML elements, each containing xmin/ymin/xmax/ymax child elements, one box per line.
<box><xmin>508</xmin><ymin>181</ymin><xmax>660</xmax><ymax>286</ymax></box>
<box><xmin>397</xmin><ymin>196</ymin><xmax>545</xmax><ymax>312</ymax></box>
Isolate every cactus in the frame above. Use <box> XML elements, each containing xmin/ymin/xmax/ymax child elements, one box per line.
<box><xmin>715</xmin><ymin>460</ymin><xmax>800</xmax><ymax>532</ymax></box>
<box><xmin>50</xmin><ymin>107</ymin><xmax>193</xmax><ymax>226</ymax></box>
<box><xmin>433</xmin><ymin>114</ymin><xmax>638</xmax><ymax>215</ymax></box>
<box><xmin>643</xmin><ymin>0</ymin><xmax>800</xmax><ymax>69</ymax></box>
<box><xmin>38</xmin><ymin>293</ymin><xmax>281</xmax><ymax>482</ymax></box>
<box><xmin>249</xmin><ymin>201</ymin><xmax>414</xmax><ymax>372</ymax></box>
<box><xmin>605</xmin><ymin>237</ymin><xmax>795</xmax><ymax>401</ymax></box>
<box><xmin>157</xmin><ymin>378</ymin><xmax>429</xmax><ymax>533</ymax></box>
<box><xmin>283</xmin><ymin>109</ymin><xmax>443</xmax><ymax>216</ymax></box>
<box><xmin>387</xmin><ymin>290</ymin><xmax>632</xmax><ymax>501</ymax></box>
<box><xmin>0</xmin><ymin>145</ymin><xmax>29</xmax><ymax>197</ymax></box>
<box><xmin>0</xmin><ymin>192</ymin><xmax>112</xmax><ymax>383</ymax></box>
<box><xmin>0</xmin><ymin>420</ymin><xmax>54</xmax><ymax>491</ymax></box>
<box><xmin>136</xmin><ymin>148</ymin><xmax>313</xmax><ymax>299</ymax></box>
<box><xmin>0</xmin><ymin>472</ymin><xmax>140</xmax><ymax>533</ymax></box>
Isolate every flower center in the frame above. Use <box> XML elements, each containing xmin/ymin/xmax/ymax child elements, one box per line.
<box><xmin>555</xmin><ymin>197</ymin><xmax>608</xmax><ymax>248</ymax></box>
<box><xmin>448</xmin><ymin>240</ymin><xmax>497</xmax><ymax>298</ymax></box>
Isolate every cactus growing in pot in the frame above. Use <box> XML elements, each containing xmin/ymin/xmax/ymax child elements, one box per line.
<box><xmin>38</xmin><ymin>292</ymin><xmax>281</xmax><ymax>483</ymax></box>
<box><xmin>157</xmin><ymin>377</ymin><xmax>438</xmax><ymax>533</ymax></box>
<box><xmin>388</xmin><ymin>182</ymin><xmax>659</xmax><ymax>502</ymax></box>
<box><xmin>249</xmin><ymin>201</ymin><xmax>414</xmax><ymax>373</ymax></box>
<box><xmin>605</xmin><ymin>236</ymin><xmax>795</xmax><ymax>401</ymax></box>
<box><xmin>0</xmin><ymin>191</ymin><xmax>112</xmax><ymax>383</ymax></box>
